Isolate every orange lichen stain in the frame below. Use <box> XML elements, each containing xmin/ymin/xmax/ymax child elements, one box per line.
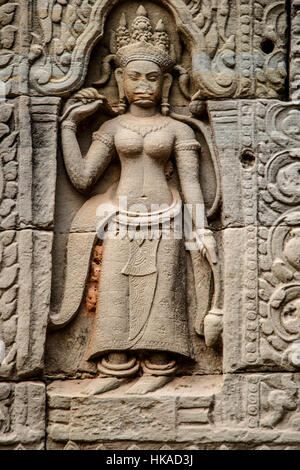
<box><xmin>85</xmin><ymin>244</ymin><xmax>103</xmax><ymax>316</ymax></box>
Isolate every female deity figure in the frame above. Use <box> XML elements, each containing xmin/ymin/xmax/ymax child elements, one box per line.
<box><xmin>50</xmin><ymin>7</ymin><xmax>221</xmax><ymax>380</ymax></box>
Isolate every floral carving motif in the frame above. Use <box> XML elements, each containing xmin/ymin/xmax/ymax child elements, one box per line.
<box><xmin>0</xmin><ymin>2</ymin><xmax>18</xmax><ymax>95</ymax></box>
<box><xmin>0</xmin><ymin>104</ymin><xmax>18</xmax><ymax>230</ymax></box>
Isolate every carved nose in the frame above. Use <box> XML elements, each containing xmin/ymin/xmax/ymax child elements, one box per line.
<box><xmin>136</xmin><ymin>80</ymin><xmax>151</xmax><ymax>93</ymax></box>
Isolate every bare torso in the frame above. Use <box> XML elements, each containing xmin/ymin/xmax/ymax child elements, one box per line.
<box><xmin>111</xmin><ymin>113</ymin><xmax>175</xmax><ymax>209</ymax></box>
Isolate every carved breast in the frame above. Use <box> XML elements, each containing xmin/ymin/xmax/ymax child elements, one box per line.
<box><xmin>115</xmin><ymin>128</ymin><xmax>174</xmax><ymax>162</ymax></box>
<box><xmin>115</xmin><ymin>129</ymin><xmax>143</xmax><ymax>158</ymax></box>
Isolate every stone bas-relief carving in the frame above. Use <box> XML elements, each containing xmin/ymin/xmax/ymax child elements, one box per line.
<box><xmin>1</xmin><ymin>0</ymin><xmax>300</xmax><ymax>451</ymax></box>
<box><xmin>29</xmin><ymin>0</ymin><xmax>287</xmax><ymax>100</ymax></box>
<box><xmin>49</xmin><ymin>5</ymin><xmax>223</xmax><ymax>387</ymax></box>
<box><xmin>0</xmin><ymin>96</ymin><xmax>59</xmax><ymax>382</ymax></box>
<box><xmin>0</xmin><ymin>382</ymin><xmax>45</xmax><ymax>450</ymax></box>
<box><xmin>46</xmin><ymin>373</ymin><xmax>300</xmax><ymax>450</ymax></box>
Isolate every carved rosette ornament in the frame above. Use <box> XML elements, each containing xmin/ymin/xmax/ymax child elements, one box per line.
<box><xmin>256</xmin><ymin>101</ymin><xmax>300</xmax><ymax>371</ymax></box>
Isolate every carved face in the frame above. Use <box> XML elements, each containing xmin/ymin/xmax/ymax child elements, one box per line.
<box><xmin>123</xmin><ymin>60</ymin><xmax>163</xmax><ymax>107</ymax></box>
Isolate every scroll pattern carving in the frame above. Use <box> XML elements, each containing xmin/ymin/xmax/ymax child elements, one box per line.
<box><xmin>253</xmin><ymin>0</ymin><xmax>287</xmax><ymax>99</ymax></box>
<box><xmin>32</xmin><ymin>0</ymin><xmax>95</xmax><ymax>86</ymax></box>
<box><xmin>257</xmin><ymin>103</ymin><xmax>300</xmax><ymax>369</ymax></box>
<box><xmin>247</xmin><ymin>374</ymin><xmax>300</xmax><ymax>430</ymax></box>
<box><xmin>184</xmin><ymin>0</ymin><xmax>238</xmax><ymax>100</ymax></box>
<box><xmin>29</xmin><ymin>0</ymin><xmax>287</xmax><ymax>99</ymax></box>
<box><xmin>0</xmin><ymin>232</ymin><xmax>18</xmax><ymax>379</ymax></box>
<box><xmin>290</xmin><ymin>0</ymin><xmax>300</xmax><ymax>100</ymax></box>
<box><xmin>0</xmin><ymin>2</ymin><xmax>19</xmax><ymax>96</ymax></box>
<box><xmin>0</xmin><ymin>104</ymin><xmax>18</xmax><ymax>230</ymax></box>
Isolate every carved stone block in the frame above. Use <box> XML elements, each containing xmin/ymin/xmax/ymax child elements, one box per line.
<box><xmin>47</xmin><ymin>373</ymin><xmax>300</xmax><ymax>450</ymax></box>
<box><xmin>0</xmin><ymin>0</ymin><xmax>298</xmax><ymax>451</ymax></box>
<box><xmin>28</xmin><ymin>0</ymin><xmax>287</xmax><ymax>100</ymax></box>
<box><xmin>0</xmin><ymin>230</ymin><xmax>53</xmax><ymax>380</ymax></box>
<box><xmin>0</xmin><ymin>96</ymin><xmax>59</xmax><ymax>230</ymax></box>
<box><xmin>0</xmin><ymin>381</ymin><xmax>45</xmax><ymax>450</ymax></box>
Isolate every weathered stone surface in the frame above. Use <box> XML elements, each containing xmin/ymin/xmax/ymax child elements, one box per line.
<box><xmin>0</xmin><ymin>96</ymin><xmax>59</xmax><ymax>230</ymax></box>
<box><xmin>0</xmin><ymin>230</ymin><xmax>53</xmax><ymax>379</ymax></box>
<box><xmin>46</xmin><ymin>373</ymin><xmax>300</xmax><ymax>449</ymax></box>
<box><xmin>0</xmin><ymin>0</ymin><xmax>299</xmax><ymax>452</ymax></box>
<box><xmin>0</xmin><ymin>381</ymin><xmax>45</xmax><ymax>450</ymax></box>
<box><xmin>27</xmin><ymin>0</ymin><xmax>287</xmax><ymax>100</ymax></box>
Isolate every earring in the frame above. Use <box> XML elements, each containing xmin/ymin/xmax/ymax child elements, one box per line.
<box><xmin>161</xmin><ymin>102</ymin><xmax>170</xmax><ymax>116</ymax></box>
<box><xmin>118</xmin><ymin>97</ymin><xmax>127</xmax><ymax>114</ymax></box>
<box><xmin>161</xmin><ymin>73</ymin><xmax>173</xmax><ymax>116</ymax></box>
<box><xmin>114</xmin><ymin>68</ymin><xmax>127</xmax><ymax>115</ymax></box>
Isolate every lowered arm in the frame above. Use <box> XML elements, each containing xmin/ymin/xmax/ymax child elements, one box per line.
<box><xmin>174</xmin><ymin>125</ymin><xmax>208</xmax><ymax>229</ymax></box>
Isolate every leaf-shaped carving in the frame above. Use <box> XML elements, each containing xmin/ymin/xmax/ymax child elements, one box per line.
<box><xmin>260</xmin><ymin>319</ymin><xmax>274</xmax><ymax>336</ymax></box>
<box><xmin>0</xmin><ymin>199</ymin><xmax>15</xmax><ymax>217</ymax></box>
<box><xmin>0</xmin><ymin>64</ymin><xmax>13</xmax><ymax>81</ymax></box>
<box><xmin>285</xmin><ymin>212</ymin><xmax>300</xmax><ymax>226</ymax></box>
<box><xmin>80</xmin><ymin>0</ymin><xmax>91</xmax><ymax>19</ymax></box>
<box><xmin>4</xmin><ymin>343</ymin><xmax>16</xmax><ymax>364</ymax></box>
<box><xmin>60</xmin><ymin>22</ymin><xmax>72</xmax><ymax>46</ymax></box>
<box><xmin>52</xmin><ymin>3</ymin><xmax>62</xmax><ymax>23</ymax></box>
<box><xmin>74</xmin><ymin>19</ymin><xmax>84</xmax><ymax>35</ymax></box>
<box><xmin>0</xmin><ymin>123</ymin><xmax>9</xmax><ymax>139</ymax></box>
<box><xmin>0</xmin><ymin>53</ymin><xmax>12</xmax><ymax>66</ymax></box>
<box><xmin>1</xmin><ymin>131</ymin><xmax>18</xmax><ymax>149</ymax></box>
<box><xmin>217</xmin><ymin>0</ymin><xmax>229</xmax><ymax>42</ymax></box>
<box><xmin>0</xmin><ymin>165</ymin><xmax>3</xmax><ymax>202</ymax></box>
<box><xmin>0</xmin><ymin>265</ymin><xmax>18</xmax><ymax>289</ymax></box>
<box><xmin>65</xmin><ymin>5</ymin><xmax>77</xmax><ymax>28</ymax></box>
<box><xmin>271</xmin><ymin>259</ymin><xmax>293</xmax><ymax>283</ymax></box>
<box><xmin>206</xmin><ymin>23</ymin><xmax>219</xmax><ymax>57</ymax></box>
<box><xmin>40</xmin><ymin>16</ymin><xmax>53</xmax><ymax>44</ymax></box>
<box><xmin>4</xmin><ymin>181</ymin><xmax>17</xmax><ymax>199</ymax></box>
<box><xmin>0</xmin><ymin>286</ymin><xmax>17</xmax><ymax>304</ymax></box>
<box><xmin>3</xmin><ymin>243</ymin><xmax>17</xmax><ymax>267</ymax></box>
<box><xmin>0</xmin><ymin>232</ymin><xmax>14</xmax><ymax>247</ymax></box>
<box><xmin>3</xmin><ymin>314</ymin><xmax>17</xmax><ymax>346</ymax></box>
<box><xmin>0</xmin><ymin>3</ymin><xmax>18</xmax><ymax>27</ymax></box>
<box><xmin>2</xmin><ymin>145</ymin><xmax>17</xmax><ymax>164</ymax></box>
<box><xmin>37</xmin><ymin>0</ymin><xmax>50</xmax><ymax>20</ymax></box>
<box><xmin>2</xmin><ymin>212</ymin><xmax>17</xmax><ymax>229</ymax></box>
<box><xmin>259</xmin><ymin>278</ymin><xmax>273</xmax><ymax>302</ymax></box>
<box><xmin>0</xmin><ymin>104</ymin><xmax>13</xmax><ymax>123</ymax></box>
<box><xmin>37</xmin><ymin>57</ymin><xmax>52</xmax><ymax>84</ymax></box>
<box><xmin>3</xmin><ymin>161</ymin><xmax>17</xmax><ymax>181</ymax></box>
<box><xmin>0</xmin><ymin>25</ymin><xmax>17</xmax><ymax>49</ymax></box>
<box><xmin>270</xmin><ymin>287</ymin><xmax>286</xmax><ymax>308</ymax></box>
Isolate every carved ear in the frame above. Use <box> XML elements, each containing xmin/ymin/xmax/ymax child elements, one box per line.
<box><xmin>114</xmin><ymin>68</ymin><xmax>127</xmax><ymax>114</ymax></box>
<box><xmin>161</xmin><ymin>73</ymin><xmax>173</xmax><ymax>116</ymax></box>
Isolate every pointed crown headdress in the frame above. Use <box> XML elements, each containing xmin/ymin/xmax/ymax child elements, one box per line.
<box><xmin>114</xmin><ymin>6</ymin><xmax>175</xmax><ymax>72</ymax></box>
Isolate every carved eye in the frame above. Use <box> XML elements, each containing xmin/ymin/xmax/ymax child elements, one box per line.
<box><xmin>147</xmin><ymin>75</ymin><xmax>159</xmax><ymax>82</ymax></box>
<box><xmin>128</xmin><ymin>73</ymin><xmax>139</xmax><ymax>81</ymax></box>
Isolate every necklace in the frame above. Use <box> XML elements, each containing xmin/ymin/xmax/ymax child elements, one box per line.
<box><xmin>118</xmin><ymin>116</ymin><xmax>170</xmax><ymax>138</ymax></box>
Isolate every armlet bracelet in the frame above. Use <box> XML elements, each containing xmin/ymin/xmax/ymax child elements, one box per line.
<box><xmin>61</xmin><ymin>120</ymin><xmax>77</xmax><ymax>132</ymax></box>
<box><xmin>92</xmin><ymin>132</ymin><xmax>114</xmax><ymax>150</ymax></box>
<box><xmin>175</xmin><ymin>139</ymin><xmax>201</xmax><ymax>152</ymax></box>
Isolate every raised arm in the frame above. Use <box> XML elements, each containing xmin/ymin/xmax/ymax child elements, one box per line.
<box><xmin>61</xmin><ymin>89</ymin><xmax>115</xmax><ymax>193</ymax></box>
<box><xmin>62</xmin><ymin>120</ymin><xmax>115</xmax><ymax>193</ymax></box>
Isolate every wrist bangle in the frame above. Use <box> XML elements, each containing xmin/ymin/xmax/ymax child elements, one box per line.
<box><xmin>61</xmin><ymin>120</ymin><xmax>77</xmax><ymax>132</ymax></box>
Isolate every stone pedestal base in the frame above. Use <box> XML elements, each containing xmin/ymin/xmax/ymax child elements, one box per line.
<box><xmin>47</xmin><ymin>374</ymin><xmax>300</xmax><ymax>450</ymax></box>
